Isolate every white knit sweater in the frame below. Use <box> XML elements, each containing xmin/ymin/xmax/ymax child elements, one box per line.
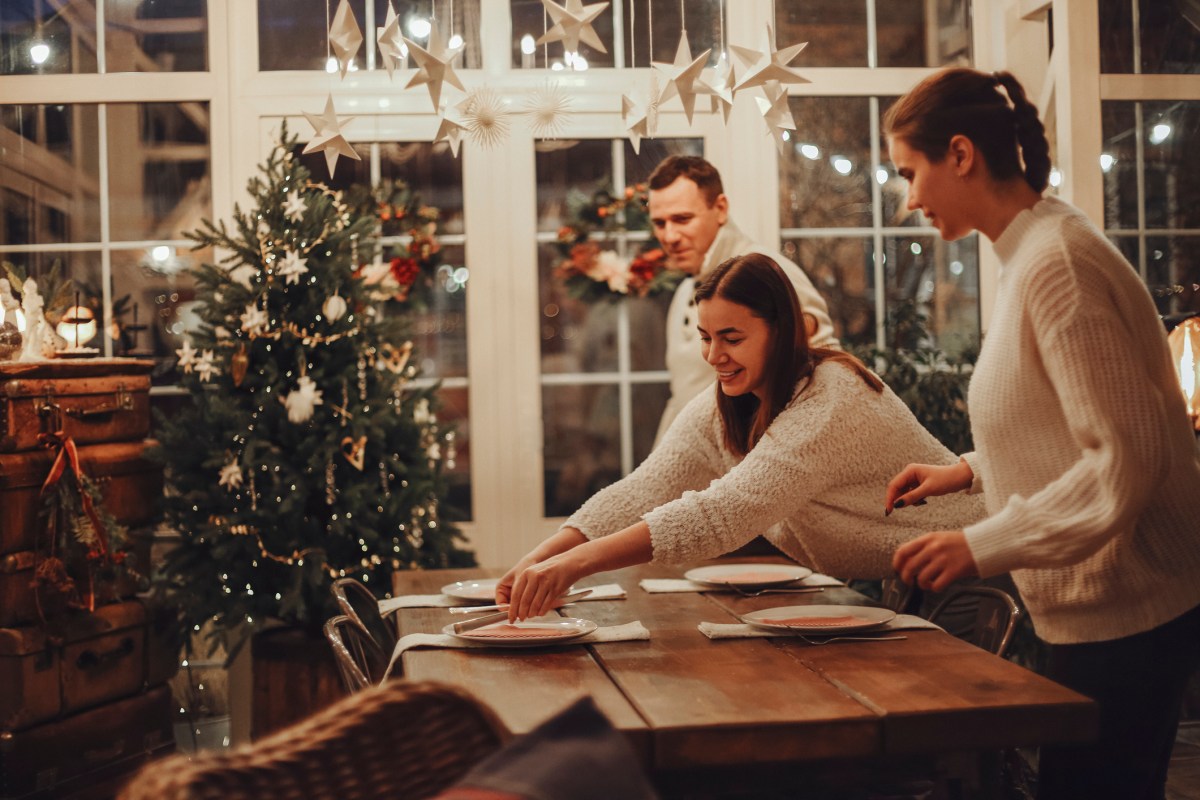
<box><xmin>566</xmin><ymin>361</ymin><xmax>985</xmax><ymax>579</ymax></box>
<box><xmin>962</xmin><ymin>196</ymin><xmax>1200</xmax><ymax>644</ymax></box>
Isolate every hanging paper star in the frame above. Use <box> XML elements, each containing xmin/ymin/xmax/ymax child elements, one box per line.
<box><xmin>731</xmin><ymin>24</ymin><xmax>810</xmax><ymax>93</ymax></box>
<box><xmin>756</xmin><ymin>80</ymin><xmax>797</xmax><ymax>152</ymax></box>
<box><xmin>522</xmin><ymin>83</ymin><xmax>572</xmax><ymax>138</ymax></box>
<box><xmin>403</xmin><ymin>20</ymin><xmax>466</xmax><ymax>111</ymax></box>
<box><xmin>196</xmin><ymin>350</ymin><xmax>219</xmax><ymax>383</ymax></box>
<box><xmin>459</xmin><ymin>87</ymin><xmax>511</xmax><ymax>149</ymax></box>
<box><xmin>302</xmin><ymin>94</ymin><xmax>361</xmax><ymax>178</ymax></box>
<box><xmin>276</xmin><ymin>248</ymin><xmax>310</xmax><ymax>285</ymax></box>
<box><xmin>376</xmin><ymin>1</ymin><xmax>407</xmax><ymax>80</ymax></box>
<box><xmin>219</xmin><ymin>461</ymin><xmax>245</xmax><ymax>490</ymax></box>
<box><xmin>622</xmin><ymin>92</ymin><xmax>652</xmax><ymax>155</ymax></box>
<box><xmin>700</xmin><ymin>58</ymin><xmax>736</xmax><ymax>124</ymax></box>
<box><xmin>240</xmin><ymin>303</ymin><xmax>270</xmax><ymax>335</ymax></box>
<box><xmin>176</xmin><ymin>340</ymin><xmax>197</xmax><ymax>373</ymax></box>
<box><xmin>653</xmin><ymin>32</ymin><xmax>712</xmax><ymax>125</ymax></box>
<box><xmin>283</xmin><ymin>191</ymin><xmax>306</xmax><ymax>222</ymax></box>
<box><xmin>284</xmin><ymin>376</ymin><xmax>324</xmax><ymax>424</ymax></box>
<box><xmin>536</xmin><ymin>0</ymin><xmax>610</xmax><ymax>54</ymax></box>
<box><xmin>432</xmin><ymin>104</ymin><xmax>468</xmax><ymax>158</ymax></box>
<box><xmin>328</xmin><ymin>0</ymin><xmax>363</xmax><ymax>79</ymax></box>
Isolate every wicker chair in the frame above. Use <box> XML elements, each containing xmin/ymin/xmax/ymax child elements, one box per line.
<box><xmin>118</xmin><ymin>680</ymin><xmax>507</xmax><ymax>800</ymax></box>
<box><xmin>927</xmin><ymin>585</ymin><xmax>1022</xmax><ymax>658</ymax></box>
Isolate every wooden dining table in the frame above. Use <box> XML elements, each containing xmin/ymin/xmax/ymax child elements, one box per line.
<box><xmin>391</xmin><ymin>557</ymin><xmax>1097</xmax><ymax>796</ymax></box>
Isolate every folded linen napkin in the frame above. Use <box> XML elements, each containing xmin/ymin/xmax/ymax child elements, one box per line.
<box><xmin>379</xmin><ymin>582</ymin><xmax>627</xmax><ymax>613</ymax></box>
<box><xmin>697</xmin><ymin>614</ymin><xmax>942</xmax><ymax>640</ymax></box>
<box><xmin>639</xmin><ymin>573</ymin><xmax>844</xmax><ymax>593</ymax></box>
<box><xmin>382</xmin><ymin>621</ymin><xmax>651</xmax><ymax>684</ymax></box>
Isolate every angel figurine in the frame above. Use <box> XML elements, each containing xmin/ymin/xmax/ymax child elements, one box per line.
<box><xmin>18</xmin><ymin>278</ymin><xmax>47</xmax><ymax>361</ymax></box>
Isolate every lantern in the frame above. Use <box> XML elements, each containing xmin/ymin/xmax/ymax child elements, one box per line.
<box><xmin>56</xmin><ymin>305</ymin><xmax>97</xmax><ymax>349</ymax></box>
<box><xmin>1167</xmin><ymin>316</ymin><xmax>1200</xmax><ymax>430</ymax></box>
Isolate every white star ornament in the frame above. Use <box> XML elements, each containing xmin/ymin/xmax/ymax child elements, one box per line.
<box><xmin>622</xmin><ymin>93</ymin><xmax>651</xmax><ymax>155</ymax></box>
<box><xmin>433</xmin><ymin>104</ymin><xmax>469</xmax><ymax>158</ymax></box>
<box><xmin>699</xmin><ymin>59</ymin><xmax>736</xmax><ymax>124</ymax></box>
<box><xmin>328</xmin><ymin>0</ymin><xmax>364</xmax><ymax>79</ymax></box>
<box><xmin>536</xmin><ymin>0</ymin><xmax>610</xmax><ymax>54</ymax></box>
<box><xmin>757</xmin><ymin>81</ymin><xmax>797</xmax><ymax>152</ymax></box>
<box><xmin>376</xmin><ymin>1</ymin><xmax>406</xmax><ymax>80</ymax></box>
<box><xmin>403</xmin><ymin>21</ymin><xmax>466</xmax><ymax>111</ymax></box>
<box><xmin>302</xmin><ymin>94</ymin><xmax>361</xmax><ymax>178</ymax></box>
<box><xmin>731</xmin><ymin>24</ymin><xmax>810</xmax><ymax>93</ymax></box>
<box><xmin>653</xmin><ymin>33</ymin><xmax>712</xmax><ymax>125</ymax></box>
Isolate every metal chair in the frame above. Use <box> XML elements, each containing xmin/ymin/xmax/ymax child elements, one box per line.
<box><xmin>879</xmin><ymin>577</ymin><xmax>919</xmax><ymax>614</ymax></box>
<box><xmin>927</xmin><ymin>585</ymin><xmax>1022</xmax><ymax>658</ymax></box>
<box><xmin>118</xmin><ymin>680</ymin><xmax>508</xmax><ymax>800</ymax></box>
<box><xmin>331</xmin><ymin>577</ymin><xmax>398</xmax><ymax>655</ymax></box>
<box><xmin>323</xmin><ymin>614</ymin><xmax>385</xmax><ymax>693</ymax></box>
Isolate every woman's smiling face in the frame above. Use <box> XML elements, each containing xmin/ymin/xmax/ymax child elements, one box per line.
<box><xmin>697</xmin><ymin>296</ymin><xmax>773</xmax><ymax>402</ymax></box>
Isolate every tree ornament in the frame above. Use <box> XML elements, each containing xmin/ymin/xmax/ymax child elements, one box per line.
<box><xmin>322</xmin><ymin>292</ymin><xmax>348</xmax><ymax>322</ymax></box>
<box><xmin>302</xmin><ymin>94</ymin><xmax>361</xmax><ymax>178</ymax></box>
<box><xmin>433</xmin><ymin>103</ymin><xmax>469</xmax><ymax>158</ymax></box>
<box><xmin>326</xmin><ymin>458</ymin><xmax>337</xmax><ymax>504</ymax></box>
<box><xmin>340</xmin><ymin>435</ymin><xmax>367</xmax><ymax>470</ymax></box>
<box><xmin>521</xmin><ymin>83</ymin><xmax>573</xmax><ymax>139</ymax></box>
<box><xmin>231</xmin><ymin>343</ymin><xmax>250</xmax><ymax>386</ymax></box>
<box><xmin>276</xmin><ymin>248</ymin><xmax>310</xmax><ymax>286</ymax></box>
<box><xmin>377</xmin><ymin>341</ymin><xmax>413</xmax><ymax>374</ymax></box>
<box><xmin>196</xmin><ymin>350</ymin><xmax>219</xmax><ymax>383</ymax></box>
<box><xmin>283</xmin><ymin>374</ymin><xmax>324</xmax><ymax>423</ymax></box>
<box><xmin>403</xmin><ymin>20</ymin><xmax>466</xmax><ymax>112</ymax></box>
<box><xmin>376</xmin><ymin>0</ymin><xmax>406</xmax><ymax>79</ymax></box>
<box><xmin>219</xmin><ymin>460</ymin><xmax>245</xmax><ymax>490</ymax></box>
<box><xmin>283</xmin><ymin>191</ymin><xmax>307</xmax><ymax>223</ymax></box>
<box><xmin>731</xmin><ymin>24</ymin><xmax>810</xmax><ymax>93</ymax></box>
<box><xmin>756</xmin><ymin>80</ymin><xmax>797</xmax><ymax>151</ymax></box>
<box><xmin>536</xmin><ymin>0</ymin><xmax>610</xmax><ymax>54</ymax></box>
<box><xmin>458</xmin><ymin>87</ymin><xmax>512</xmax><ymax>149</ymax></box>
<box><xmin>176</xmin><ymin>340</ymin><xmax>198</xmax><ymax>374</ymax></box>
<box><xmin>328</xmin><ymin>0</ymin><xmax>363</xmax><ymax>79</ymax></box>
<box><xmin>240</xmin><ymin>303</ymin><xmax>269</xmax><ymax>335</ymax></box>
<box><xmin>653</xmin><ymin>32</ymin><xmax>712</xmax><ymax>125</ymax></box>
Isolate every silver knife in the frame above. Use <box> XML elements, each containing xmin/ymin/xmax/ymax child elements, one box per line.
<box><xmin>450</xmin><ymin>588</ymin><xmax>595</xmax><ymax>634</ymax></box>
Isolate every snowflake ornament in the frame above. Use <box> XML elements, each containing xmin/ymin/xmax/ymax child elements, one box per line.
<box><xmin>240</xmin><ymin>304</ymin><xmax>270</xmax><ymax>336</ymax></box>
<box><xmin>283</xmin><ymin>192</ymin><xmax>307</xmax><ymax>222</ymax></box>
<box><xmin>176</xmin><ymin>340</ymin><xmax>198</xmax><ymax>374</ymax></box>
<box><xmin>219</xmin><ymin>461</ymin><xmax>245</xmax><ymax>490</ymax></box>
<box><xmin>522</xmin><ymin>83</ymin><xmax>572</xmax><ymax>138</ymax></box>
<box><xmin>284</xmin><ymin>375</ymin><xmax>324</xmax><ymax>424</ymax></box>
<box><xmin>459</xmin><ymin>87</ymin><xmax>511</xmax><ymax>149</ymax></box>
<box><xmin>196</xmin><ymin>350</ymin><xmax>219</xmax><ymax>383</ymax></box>
<box><xmin>276</xmin><ymin>249</ymin><xmax>310</xmax><ymax>285</ymax></box>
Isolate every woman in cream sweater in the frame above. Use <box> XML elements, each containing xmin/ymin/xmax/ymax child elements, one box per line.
<box><xmin>498</xmin><ymin>252</ymin><xmax>984</xmax><ymax>619</ymax></box>
<box><xmin>883</xmin><ymin>68</ymin><xmax>1200</xmax><ymax>799</ymax></box>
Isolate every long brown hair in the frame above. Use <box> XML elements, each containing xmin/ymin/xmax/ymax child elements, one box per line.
<box><xmin>882</xmin><ymin>68</ymin><xmax>1051</xmax><ymax>193</ymax></box>
<box><xmin>694</xmin><ymin>253</ymin><xmax>882</xmax><ymax>457</ymax></box>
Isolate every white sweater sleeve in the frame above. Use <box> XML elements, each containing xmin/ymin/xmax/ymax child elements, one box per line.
<box><xmin>966</xmin><ymin>305</ymin><xmax>1174</xmax><ymax>576</ymax></box>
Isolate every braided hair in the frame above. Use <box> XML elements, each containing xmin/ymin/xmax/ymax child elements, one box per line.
<box><xmin>882</xmin><ymin>68</ymin><xmax>1051</xmax><ymax>193</ymax></box>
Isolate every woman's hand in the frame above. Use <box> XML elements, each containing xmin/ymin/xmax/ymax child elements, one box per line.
<box><xmin>506</xmin><ymin>551</ymin><xmax>586</xmax><ymax>621</ymax></box>
<box><xmin>495</xmin><ymin>527</ymin><xmax>590</xmax><ymax>608</ymax></box>
<box><xmin>892</xmin><ymin>530</ymin><xmax>979</xmax><ymax>591</ymax></box>
<box><xmin>885</xmin><ymin>460</ymin><xmax>974</xmax><ymax>515</ymax></box>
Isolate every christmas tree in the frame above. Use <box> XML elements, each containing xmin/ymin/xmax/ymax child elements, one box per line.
<box><xmin>153</xmin><ymin>126</ymin><xmax>473</xmax><ymax>651</ymax></box>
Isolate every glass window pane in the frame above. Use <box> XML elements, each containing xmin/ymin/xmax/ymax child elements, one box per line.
<box><xmin>876</xmin><ymin>0</ymin><xmax>971</xmax><ymax>68</ymax></box>
<box><xmin>631</xmin><ymin>381</ymin><xmax>669</xmax><ymax>465</ymax></box>
<box><xmin>0</xmin><ymin>104</ymin><xmax>102</xmax><ymax>243</ymax></box>
<box><xmin>260</xmin><ymin>0</ymin><xmax>481</xmax><ymax>72</ymax></box>
<box><xmin>542</xmin><ymin>383</ymin><xmax>621</xmax><ymax>517</ymax></box>
<box><xmin>1098</xmin><ymin>0</ymin><xmax>1135</xmax><ymax>73</ymax></box>
<box><xmin>0</xmin><ymin>250</ymin><xmax>100</xmax><ymax>353</ymax></box>
<box><xmin>535</xmin><ymin>139</ymin><xmax>614</xmax><ymax>232</ymax></box>
<box><xmin>540</xmin><ymin>239</ymin><xmax>620</xmax><ymax>374</ymax></box>
<box><xmin>111</xmin><ymin>246</ymin><xmax>203</xmax><ymax>373</ymax></box>
<box><xmin>1148</xmin><ymin>235</ymin><xmax>1200</xmax><ymax>317</ymax></box>
<box><xmin>1</xmin><ymin>0</ymin><xmax>98</xmax><ymax>75</ymax></box>
<box><xmin>432</xmin><ymin>385</ymin><xmax>471</xmax><ymax>518</ymax></box>
<box><xmin>1101</xmin><ymin>0</ymin><xmax>1200</xmax><ymax>74</ymax></box>
<box><xmin>407</xmin><ymin>243</ymin><xmax>468</xmax><ymax>378</ymax></box>
<box><xmin>780</xmin><ymin>97</ymin><xmax>872</xmax><ymax>230</ymax></box>
<box><xmin>379</xmin><ymin>141</ymin><xmax>464</xmax><ymax>234</ymax></box>
<box><xmin>883</xmin><ymin>234</ymin><xmax>979</xmax><ymax>357</ymax></box>
<box><xmin>107</xmin><ymin>102</ymin><xmax>211</xmax><ymax>242</ymax></box>
<box><xmin>105</xmin><ymin>0</ymin><xmax>208</xmax><ymax>73</ymax></box>
<box><xmin>1143</xmin><ymin>101</ymin><xmax>1200</xmax><ymax>230</ymax></box>
<box><xmin>776</xmin><ymin>0</ymin><xmax>867</xmax><ymax>68</ymax></box>
<box><xmin>782</xmin><ymin>236</ymin><xmax>875</xmax><ymax>349</ymax></box>
<box><xmin>1101</xmin><ymin>102</ymin><xmax>1138</xmax><ymax>230</ymax></box>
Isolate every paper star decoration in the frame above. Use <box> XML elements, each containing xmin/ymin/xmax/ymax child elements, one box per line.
<box><xmin>731</xmin><ymin>24</ymin><xmax>810</xmax><ymax>93</ymax></box>
<box><xmin>653</xmin><ymin>32</ymin><xmax>712</xmax><ymax>125</ymax></box>
<box><xmin>536</xmin><ymin>0</ymin><xmax>609</xmax><ymax>54</ymax></box>
<box><xmin>433</xmin><ymin>103</ymin><xmax>469</xmax><ymax>158</ymax></box>
<box><xmin>276</xmin><ymin>248</ymin><xmax>310</xmax><ymax>285</ymax></box>
<box><xmin>376</xmin><ymin>1</ymin><xmax>406</xmax><ymax>80</ymax></box>
<box><xmin>240</xmin><ymin>303</ymin><xmax>270</xmax><ymax>335</ymax></box>
<box><xmin>700</xmin><ymin>58</ymin><xmax>736</xmax><ymax>124</ymax></box>
<box><xmin>302</xmin><ymin>94</ymin><xmax>361</xmax><ymax>178</ymax></box>
<box><xmin>522</xmin><ymin>83</ymin><xmax>572</xmax><ymax>138</ymax></box>
<box><xmin>176</xmin><ymin>340</ymin><xmax>197</xmax><ymax>373</ymax></box>
<box><xmin>328</xmin><ymin>0</ymin><xmax>363</xmax><ymax>79</ymax></box>
<box><xmin>196</xmin><ymin>350</ymin><xmax>219</xmax><ymax>383</ymax></box>
<box><xmin>756</xmin><ymin>81</ymin><xmax>797</xmax><ymax>152</ymax></box>
<box><xmin>219</xmin><ymin>461</ymin><xmax>244</xmax><ymax>490</ymax></box>
<box><xmin>459</xmin><ymin>87</ymin><xmax>511</xmax><ymax>149</ymax></box>
<box><xmin>283</xmin><ymin>191</ymin><xmax>306</xmax><ymax>222</ymax></box>
<box><xmin>622</xmin><ymin>91</ymin><xmax>652</xmax><ymax>155</ymax></box>
<box><xmin>284</xmin><ymin>376</ymin><xmax>324</xmax><ymax>424</ymax></box>
<box><xmin>403</xmin><ymin>21</ymin><xmax>466</xmax><ymax>111</ymax></box>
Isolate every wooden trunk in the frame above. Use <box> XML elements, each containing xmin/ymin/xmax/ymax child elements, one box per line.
<box><xmin>0</xmin><ymin>360</ymin><xmax>153</xmax><ymax>453</ymax></box>
<box><xmin>0</xmin><ymin>685</ymin><xmax>174</xmax><ymax>799</ymax></box>
<box><xmin>250</xmin><ymin>627</ymin><xmax>343</xmax><ymax>740</ymax></box>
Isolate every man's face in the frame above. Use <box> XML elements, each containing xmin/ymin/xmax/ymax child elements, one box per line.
<box><xmin>648</xmin><ymin>177</ymin><xmax>728</xmax><ymax>275</ymax></box>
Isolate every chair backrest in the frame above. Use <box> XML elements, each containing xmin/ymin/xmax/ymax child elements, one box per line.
<box><xmin>332</xmin><ymin>577</ymin><xmax>398</xmax><ymax>653</ymax></box>
<box><xmin>118</xmin><ymin>680</ymin><xmax>508</xmax><ymax>800</ymax></box>
<box><xmin>927</xmin><ymin>585</ymin><xmax>1021</xmax><ymax>658</ymax></box>
<box><xmin>879</xmin><ymin>577</ymin><xmax>919</xmax><ymax>614</ymax></box>
<box><xmin>324</xmin><ymin>614</ymin><xmax>380</xmax><ymax>693</ymax></box>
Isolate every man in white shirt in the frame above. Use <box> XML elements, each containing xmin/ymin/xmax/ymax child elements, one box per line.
<box><xmin>648</xmin><ymin>155</ymin><xmax>838</xmax><ymax>442</ymax></box>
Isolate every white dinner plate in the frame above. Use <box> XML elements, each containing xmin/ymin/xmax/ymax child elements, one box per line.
<box><xmin>442</xmin><ymin>617</ymin><xmax>598</xmax><ymax>647</ymax></box>
<box><xmin>684</xmin><ymin>563</ymin><xmax>813</xmax><ymax>589</ymax></box>
<box><xmin>440</xmin><ymin>578</ymin><xmax>501</xmax><ymax>603</ymax></box>
<box><xmin>740</xmin><ymin>605</ymin><xmax>896</xmax><ymax>634</ymax></box>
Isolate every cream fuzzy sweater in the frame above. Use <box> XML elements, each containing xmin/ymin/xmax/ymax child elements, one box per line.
<box><xmin>566</xmin><ymin>362</ymin><xmax>985</xmax><ymax>579</ymax></box>
<box><xmin>962</xmin><ymin>196</ymin><xmax>1200</xmax><ymax>644</ymax></box>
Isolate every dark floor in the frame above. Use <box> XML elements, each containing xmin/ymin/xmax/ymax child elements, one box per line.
<box><xmin>1169</xmin><ymin>723</ymin><xmax>1200</xmax><ymax>800</ymax></box>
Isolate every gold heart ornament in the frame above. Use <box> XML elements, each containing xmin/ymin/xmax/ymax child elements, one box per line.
<box><xmin>378</xmin><ymin>341</ymin><xmax>413</xmax><ymax>374</ymax></box>
<box><xmin>340</xmin><ymin>435</ymin><xmax>367</xmax><ymax>471</ymax></box>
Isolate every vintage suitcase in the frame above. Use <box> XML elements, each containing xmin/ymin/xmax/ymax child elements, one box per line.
<box><xmin>0</xmin><ymin>440</ymin><xmax>163</xmax><ymax>557</ymax></box>
<box><xmin>0</xmin><ymin>601</ymin><xmax>148</xmax><ymax>731</ymax></box>
<box><xmin>0</xmin><ymin>360</ymin><xmax>153</xmax><ymax>453</ymax></box>
<box><xmin>0</xmin><ymin>684</ymin><xmax>174</xmax><ymax>799</ymax></box>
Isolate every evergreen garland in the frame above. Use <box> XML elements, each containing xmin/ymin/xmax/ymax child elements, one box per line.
<box><xmin>151</xmin><ymin>126</ymin><xmax>473</xmax><ymax>653</ymax></box>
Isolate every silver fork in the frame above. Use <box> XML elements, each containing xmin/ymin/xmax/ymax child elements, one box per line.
<box><xmin>727</xmin><ymin>585</ymin><xmax>826</xmax><ymax>598</ymax></box>
<box><xmin>795</xmin><ymin>634</ymin><xmax>907</xmax><ymax>645</ymax></box>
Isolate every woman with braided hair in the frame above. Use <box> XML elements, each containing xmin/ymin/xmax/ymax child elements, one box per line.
<box><xmin>882</xmin><ymin>68</ymin><xmax>1200</xmax><ymax>798</ymax></box>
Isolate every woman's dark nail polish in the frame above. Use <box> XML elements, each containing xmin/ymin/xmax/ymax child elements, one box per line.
<box><xmin>894</xmin><ymin>499</ymin><xmax>906</xmax><ymax>508</ymax></box>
